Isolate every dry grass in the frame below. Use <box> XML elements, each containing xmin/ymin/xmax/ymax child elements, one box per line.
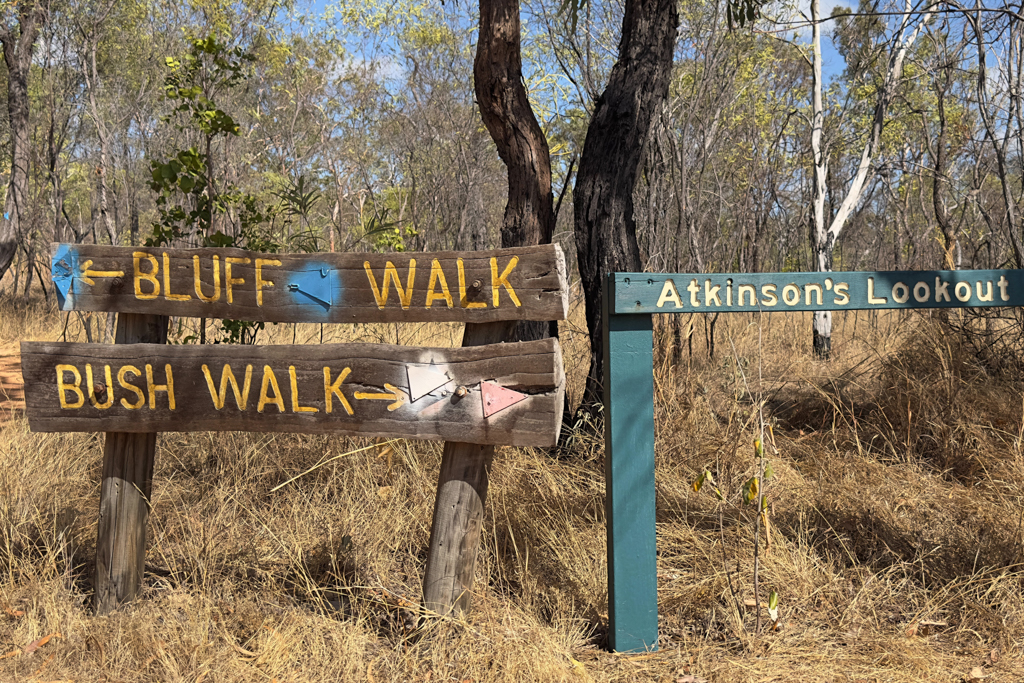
<box><xmin>1</xmin><ymin>297</ymin><xmax>1023</xmax><ymax>682</ymax></box>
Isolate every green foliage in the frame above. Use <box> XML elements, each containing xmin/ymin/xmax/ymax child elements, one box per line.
<box><xmin>163</xmin><ymin>35</ymin><xmax>251</xmax><ymax>137</ymax></box>
<box><xmin>691</xmin><ymin>470</ymin><xmax>724</xmax><ymax>500</ymax></box>
<box><xmin>216</xmin><ymin>318</ymin><xmax>266</xmax><ymax>345</ymax></box>
<box><xmin>724</xmin><ymin>0</ymin><xmax>766</xmax><ymax>30</ymax></box>
<box><xmin>275</xmin><ymin>174</ymin><xmax>320</xmax><ymax>223</ymax></box>
<box><xmin>363</xmin><ymin>209</ymin><xmax>419</xmax><ymax>253</ymax></box>
<box><xmin>146</xmin><ymin>35</ymin><xmax>265</xmax><ymax>250</ymax></box>
<box><xmin>275</xmin><ymin>175</ymin><xmax>325</xmax><ymax>252</ymax></box>
<box><xmin>146</xmin><ymin>34</ymin><xmax>279</xmax><ymax>346</ymax></box>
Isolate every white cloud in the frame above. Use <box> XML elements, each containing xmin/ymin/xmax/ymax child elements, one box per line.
<box><xmin>776</xmin><ymin>0</ymin><xmax>857</xmax><ymax>40</ymax></box>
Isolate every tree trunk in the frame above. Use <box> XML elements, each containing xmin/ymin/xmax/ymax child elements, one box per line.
<box><xmin>0</xmin><ymin>1</ymin><xmax>45</xmax><ymax>286</ymax></box>
<box><xmin>419</xmin><ymin>0</ymin><xmax>560</xmax><ymax>619</ymax></box>
<box><xmin>573</xmin><ymin>0</ymin><xmax>679</xmax><ymax>410</ymax></box>
<box><xmin>474</xmin><ymin>0</ymin><xmax>554</xmax><ymax>342</ymax></box>
<box><xmin>812</xmin><ymin>234</ymin><xmax>834</xmax><ymax>357</ymax></box>
<box><xmin>932</xmin><ymin>76</ymin><xmax>957</xmax><ymax>270</ymax></box>
<box><xmin>84</xmin><ymin>34</ymin><xmax>117</xmax><ymax>246</ymax></box>
<box><xmin>972</xmin><ymin>0</ymin><xmax>1024</xmax><ymax>268</ymax></box>
<box><xmin>810</xmin><ymin>0</ymin><xmax>830</xmax><ymax>358</ymax></box>
<box><xmin>809</xmin><ymin>0</ymin><xmax>933</xmax><ymax>357</ymax></box>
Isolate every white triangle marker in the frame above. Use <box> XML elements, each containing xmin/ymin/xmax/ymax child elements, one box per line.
<box><xmin>407</xmin><ymin>365</ymin><xmax>452</xmax><ymax>401</ymax></box>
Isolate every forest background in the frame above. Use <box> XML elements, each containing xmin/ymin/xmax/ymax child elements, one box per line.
<box><xmin>7</xmin><ymin>0</ymin><xmax>1024</xmax><ymax>357</ymax></box>
<box><xmin>2</xmin><ymin>0</ymin><xmax>1024</xmax><ymax>681</ymax></box>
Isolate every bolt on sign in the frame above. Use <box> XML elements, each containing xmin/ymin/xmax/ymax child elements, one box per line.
<box><xmin>600</xmin><ymin>268</ymin><xmax>1024</xmax><ymax>654</ymax></box>
<box><xmin>24</xmin><ymin>242</ymin><xmax>568</xmax><ymax>616</ymax></box>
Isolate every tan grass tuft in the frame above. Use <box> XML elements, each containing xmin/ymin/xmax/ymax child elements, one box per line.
<box><xmin>1</xmin><ymin>300</ymin><xmax>1023</xmax><ymax>681</ymax></box>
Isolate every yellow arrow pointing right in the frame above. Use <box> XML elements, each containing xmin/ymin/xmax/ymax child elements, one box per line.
<box><xmin>353</xmin><ymin>383</ymin><xmax>407</xmax><ymax>411</ymax></box>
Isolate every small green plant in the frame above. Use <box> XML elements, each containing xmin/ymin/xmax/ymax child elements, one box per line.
<box><xmin>146</xmin><ymin>35</ymin><xmax>259</xmax><ymax>249</ymax></box>
<box><xmin>276</xmin><ymin>175</ymin><xmax>327</xmax><ymax>253</ymax></box>
<box><xmin>145</xmin><ymin>35</ymin><xmax>284</xmax><ymax>346</ymax></box>
<box><xmin>693</xmin><ymin>333</ymin><xmax>783</xmax><ymax>636</ymax></box>
<box><xmin>216</xmin><ymin>318</ymin><xmax>265</xmax><ymax>345</ymax></box>
<box><xmin>693</xmin><ymin>432</ymin><xmax>782</xmax><ymax>634</ymax></box>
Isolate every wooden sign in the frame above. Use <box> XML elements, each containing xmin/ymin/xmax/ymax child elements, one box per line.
<box><xmin>36</xmin><ymin>241</ymin><xmax>571</xmax><ymax>620</ymax></box>
<box><xmin>21</xmin><ymin>338</ymin><xmax>564</xmax><ymax>447</ymax></box>
<box><xmin>51</xmin><ymin>243</ymin><xmax>568</xmax><ymax>323</ymax></box>
<box><xmin>612</xmin><ymin>269</ymin><xmax>1024</xmax><ymax>314</ymax></box>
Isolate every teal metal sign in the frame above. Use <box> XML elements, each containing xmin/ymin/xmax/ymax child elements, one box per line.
<box><xmin>601</xmin><ymin>268</ymin><xmax>1024</xmax><ymax>654</ymax></box>
<box><xmin>611</xmin><ymin>269</ymin><xmax>1023</xmax><ymax>314</ymax></box>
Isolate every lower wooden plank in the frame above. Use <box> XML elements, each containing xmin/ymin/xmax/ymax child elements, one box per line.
<box><xmin>21</xmin><ymin>338</ymin><xmax>564</xmax><ymax>448</ymax></box>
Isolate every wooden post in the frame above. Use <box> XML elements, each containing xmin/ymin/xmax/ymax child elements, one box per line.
<box><xmin>94</xmin><ymin>313</ymin><xmax>167</xmax><ymax>615</ymax></box>
<box><xmin>422</xmin><ymin>320</ymin><xmax>516</xmax><ymax>615</ymax></box>
<box><xmin>602</xmin><ymin>274</ymin><xmax>658</xmax><ymax>651</ymax></box>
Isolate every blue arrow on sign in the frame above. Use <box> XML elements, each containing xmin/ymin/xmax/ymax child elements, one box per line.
<box><xmin>51</xmin><ymin>244</ymin><xmax>77</xmax><ymax>310</ymax></box>
<box><xmin>287</xmin><ymin>265</ymin><xmax>335</xmax><ymax>312</ymax></box>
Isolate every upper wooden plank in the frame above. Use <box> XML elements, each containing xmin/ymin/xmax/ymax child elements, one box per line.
<box><xmin>21</xmin><ymin>338</ymin><xmax>565</xmax><ymax>447</ymax></box>
<box><xmin>52</xmin><ymin>243</ymin><xmax>569</xmax><ymax>323</ymax></box>
<box><xmin>612</xmin><ymin>270</ymin><xmax>1024</xmax><ymax>314</ymax></box>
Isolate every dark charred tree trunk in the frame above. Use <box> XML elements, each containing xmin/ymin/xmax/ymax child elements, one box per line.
<box><xmin>0</xmin><ymin>0</ymin><xmax>46</xmax><ymax>286</ymax></box>
<box><xmin>931</xmin><ymin>67</ymin><xmax>958</xmax><ymax>270</ymax></box>
<box><xmin>573</xmin><ymin>0</ymin><xmax>679</xmax><ymax>411</ymax></box>
<box><xmin>475</xmin><ymin>0</ymin><xmax>554</xmax><ymax>342</ymax></box>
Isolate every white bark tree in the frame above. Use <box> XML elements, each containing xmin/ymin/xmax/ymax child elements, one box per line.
<box><xmin>809</xmin><ymin>0</ymin><xmax>935</xmax><ymax>356</ymax></box>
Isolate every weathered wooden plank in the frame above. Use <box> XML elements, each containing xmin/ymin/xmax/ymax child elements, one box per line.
<box><xmin>51</xmin><ymin>243</ymin><xmax>569</xmax><ymax>323</ymax></box>
<box><xmin>422</xmin><ymin>320</ymin><xmax>516</xmax><ymax>617</ymax></box>
<box><xmin>21</xmin><ymin>338</ymin><xmax>565</xmax><ymax>447</ymax></box>
<box><xmin>613</xmin><ymin>269</ymin><xmax>1024</xmax><ymax>314</ymax></box>
<box><xmin>95</xmin><ymin>312</ymin><xmax>168</xmax><ymax>615</ymax></box>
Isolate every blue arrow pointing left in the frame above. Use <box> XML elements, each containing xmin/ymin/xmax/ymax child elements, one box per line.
<box><xmin>51</xmin><ymin>244</ymin><xmax>77</xmax><ymax>310</ymax></box>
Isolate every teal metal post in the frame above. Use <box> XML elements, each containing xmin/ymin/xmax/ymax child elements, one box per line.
<box><xmin>602</xmin><ymin>273</ymin><xmax>658</xmax><ymax>652</ymax></box>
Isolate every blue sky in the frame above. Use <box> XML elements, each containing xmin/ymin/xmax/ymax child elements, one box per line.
<box><xmin>295</xmin><ymin>0</ymin><xmax>858</xmax><ymax>104</ymax></box>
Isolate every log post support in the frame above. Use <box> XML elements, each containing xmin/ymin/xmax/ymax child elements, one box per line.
<box><xmin>94</xmin><ymin>313</ymin><xmax>167</xmax><ymax>615</ymax></box>
<box><xmin>422</xmin><ymin>320</ymin><xmax>515</xmax><ymax>615</ymax></box>
<box><xmin>602</xmin><ymin>274</ymin><xmax>657</xmax><ymax>651</ymax></box>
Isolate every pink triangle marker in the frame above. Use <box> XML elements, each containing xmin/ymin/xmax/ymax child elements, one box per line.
<box><xmin>480</xmin><ymin>381</ymin><xmax>528</xmax><ymax>418</ymax></box>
